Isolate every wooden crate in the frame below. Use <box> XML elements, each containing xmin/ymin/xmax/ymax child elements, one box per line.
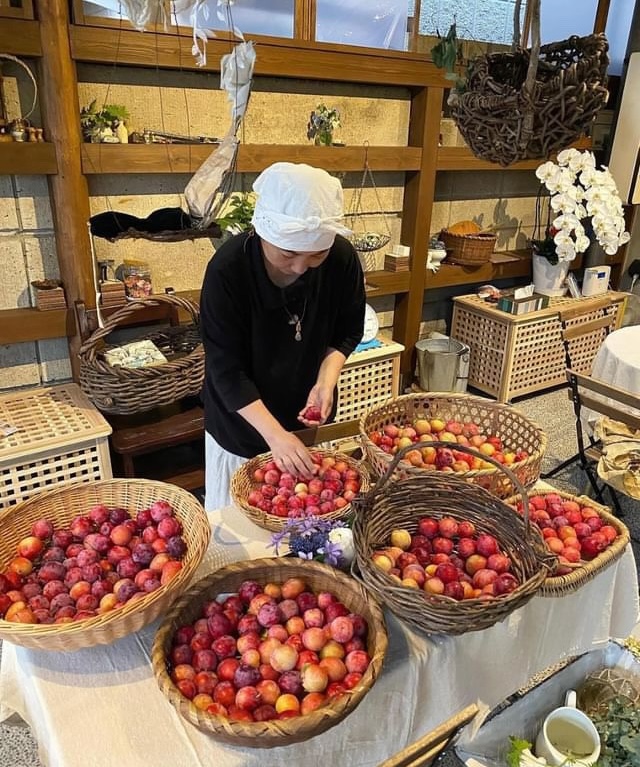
<box><xmin>0</xmin><ymin>383</ymin><xmax>112</xmax><ymax>509</ymax></box>
<box><xmin>451</xmin><ymin>292</ymin><xmax>627</xmax><ymax>402</ymax></box>
<box><xmin>335</xmin><ymin>338</ymin><xmax>404</xmax><ymax>423</ymax></box>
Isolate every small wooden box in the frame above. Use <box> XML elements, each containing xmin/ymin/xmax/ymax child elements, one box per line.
<box><xmin>451</xmin><ymin>292</ymin><xmax>627</xmax><ymax>402</ymax></box>
<box><xmin>0</xmin><ymin>384</ymin><xmax>112</xmax><ymax>509</ymax></box>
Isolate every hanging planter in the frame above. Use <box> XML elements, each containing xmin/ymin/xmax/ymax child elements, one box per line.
<box><xmin>345</xmin><ymin>143</ymin><xmax>393</xmax><ymax>253</ymax></box>
<box><xmin>439</xmin><ymin>0</ymin><xmax>609</xmax><ymax>166</ymax></box>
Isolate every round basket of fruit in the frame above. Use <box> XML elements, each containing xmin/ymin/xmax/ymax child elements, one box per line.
<box><xmin>0</xmin><ymin>478</ymin><xmax>210</xmax><ymax>651</ymax></box>
<box><xmin>151</xmin><ymin>557</ymin><xmax>387</xmax><ymax>747</ymax></box>
<box><xmin>230</xmin><ymin>449</ymin><xmax>370</xmax><ymax>532</ymax></box>
<box><xmin>360</xmin><ymin>392</ymin><xmax>547</xmax><ymax>497</ymax></box>
<box><xmin>352</xmin><ymin>443</ymin><xmax>554</xmax><ymax>636</ymax></box>
<box><xmin>507</xmin><ymin>489</ymin><xmax>629</xmax><ymax>597</ymax></box>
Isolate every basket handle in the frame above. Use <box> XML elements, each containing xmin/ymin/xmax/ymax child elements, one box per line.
<box><xmin>78</xmin><ymin>294</ymin><xmax>200</xmax><ymax>362</ymax></box>
<box><xmin>518</xmin><ymin>0</ymin><xmax>541</xmax><ymax>148</ymax></box>
<box><xmin>364</xmin><ymin>440</ymin><xmax>532</xmax><ymax>535</ymax></box>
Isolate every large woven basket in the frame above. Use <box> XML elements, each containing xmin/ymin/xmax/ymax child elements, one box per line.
<box><xmin>352</xmin><ymin>444</ymin><xmax>553</xmax><ymax>636</ymax></box>
<box><xmin>78</xmin><ymin>293</ymin><xmax>204</xmax><ymax>415</ymax></box>
<box><xmin>151</xmin><ymin>557</ymin><xmax>388</xmax><ymax>747</ymax></box>
<box><xmin>449</xmin><ymin>0</ymin><xmax>609</xmax><ymax>166</ymax></box>
<box><xmin>359</xmin><ymin>392</ymin><xmax>546</xmax><ymax>498</ymax></box>
<box><xmin>0</xmin><ymin>478</ymin><xmax>210</xmax><ymax>651</ymax></box>
<box><xmin>505</xmin><ymin>488</ymin><xmax>630</xmax><ymax>598</ymax></box>
<box><xmin>440</xmin><ymin>229</ymin><xmax>497</xmax><ymax>266</ymax></box>
<box><xmin>230</xmin><ymin>449</ymin><xmax>370</xmax><ymax>532</ymax></box>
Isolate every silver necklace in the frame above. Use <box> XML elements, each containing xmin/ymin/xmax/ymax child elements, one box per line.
<box><xmin>282</xmin><ymin>295</ymin><xmax>307</xmax><ymax>342</ymax></box>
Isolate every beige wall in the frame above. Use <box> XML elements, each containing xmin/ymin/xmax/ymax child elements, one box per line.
<box><xmin>1</xmin><ymin>62</ymin><xmax>542</xmax><ymax>390</ymax></box>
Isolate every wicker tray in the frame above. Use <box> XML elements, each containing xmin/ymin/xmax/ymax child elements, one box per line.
<box><xmin>230</xmin><ymin>449</ymin><xmax>370</xmax><ymax>532</ymax></box>
<box><xmin>352</xmin><ymin>443</ymin><xmax>553</xmax><ymax>636</ymax></box>
<box><xmin>151</xmin><ymin>557</ymin><xmax>388</xmax><ymax>747</ymax></box>
<box><xmin>505</xmin><ymin>488</ymin><xmax>630</xmax><ymax>597</ymax></box>
<box><xmin>359</xmin><ymin>392</ymin><xmax>546</xmax><ymax>498</ymax></box>
<box><xmin>440</xmin><ymin>230</ymin><xmax>497</xmax><ymax>266</ymax></box>
<box><xmin>0</xmin><ymin>478</ymin><xmax>210</xmax><ymax>651</ymax></box>
<box><xmin>78</xmin><ymin>293</ymin><xmax>204</xmax><ymax>415</ymax></box>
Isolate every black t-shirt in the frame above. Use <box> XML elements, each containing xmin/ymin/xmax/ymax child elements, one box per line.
<box><xmin>199</xmin><ymin>231</ymin><xmax>365</xmax><ymax>457</ymax></box>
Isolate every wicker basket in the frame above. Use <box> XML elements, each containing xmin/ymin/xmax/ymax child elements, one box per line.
<box><xmin>230</xmin><ymin>449</ymin><xmax>371</xmax><ymax>532</ymax></box>
<box><xmin>151</xmin><ymin>557</ymin><xmax>388</xmax><ymax>747</ymax></box>
<box><xmin>505</xmin><ymin>488</ymin><xmax>630</xmax><ymax>597</ymax></box>
<box><xmin>359</xmin><ymin>392</ymin><xmax>546</xmax><ymax>498</ymax></box>
<box><xmin>0</xmin><ymin>478</ymin><xmax>210</xmax><ymax>651</ymax></box>
<box><xmin>78</xmin><ymin>293</ymin><xmax>204</xmax><ymax>415</ymax></box>
<box><xmin>352</xmin><ymin>444</ymin><xmax>553</xmax><ymax>636</ymax></box>
<box><xmin>440</xmin><ymin>229</ymin><xmax>497</xmax><ymax>266</ymax></box>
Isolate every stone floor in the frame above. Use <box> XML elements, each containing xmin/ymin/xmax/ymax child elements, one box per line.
<box><xmin>0</xmin><ymin>385</ymin><xmax>637</xmax><ymax>767</ymax></box>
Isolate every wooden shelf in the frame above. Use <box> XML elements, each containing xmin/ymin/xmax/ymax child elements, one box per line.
<box><xmin>0</xmin><ymin>307</ymin><xmax>73</xmax><ymax>345</ymax></box>
<box><xmin>81</xmin><ymin>144</ymin><xmax>421</xmax><ymax>174</ymax></box>
<box><xmin>425</xmin><ymin>250</ymin><xmax>533</xmax><ymax>289</ymax></box>
<box><xmin>436</xmin><ymin>138</ymin><xmax>593</xmax><ymax>172</ymax></box>
<box><xmin>0</xmin><ymin>143</ymin><xmax>57</xmax><ymax>175</ymax></box>
<box><xmin>0</xmin><ymin>18</ymin><xmax>41</xmax><ymax>56</ymax></box>
<box><xmin>364</xmin><ymin>270</ymin><xmax>411</xmax><ymax>297</ymax></box>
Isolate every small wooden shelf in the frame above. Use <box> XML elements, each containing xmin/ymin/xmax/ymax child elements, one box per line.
<box><xmin>81</xmin><ymin>144</ymin><xmax>421</xmax><ymax>175</ymax></box>
<box><xmin>0</xmin><ymin>307</ymin><xmax>73</xmax><ymax>345</ymax></box>
<box><xmin>436</xmin><ymin>138</ymin><xmax>593</xmax><ymax>172</ymax></box>
<box><xmin>364</xmin><ymin>270</ymin><xmax>411</xmax><ymax>297</ymax></box>
<box><xmin>0</xmin><ymin>143</ymin><xmax>57</xmax><ymax>175</ymax></box>
<box><xmin>0</xmin><ymin>18</ymin><xmax>40</xmax><ymax>56</ymax></box>
<box><xmin>425</xmin><ymin>250</ymin><xmax>533</xmax><ymax>289</ymax></box>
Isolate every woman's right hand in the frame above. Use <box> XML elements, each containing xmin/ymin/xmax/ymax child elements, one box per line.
<box><xmin>267</xmin><ymin>431</ymin><xmax>316</xmax><ymax>479</ymax></box>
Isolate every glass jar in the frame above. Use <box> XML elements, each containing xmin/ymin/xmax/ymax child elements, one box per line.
<box><xmin>122</xmin><ymin>261</ymin><xmax>152</xmax><ymax>300</ymax></box>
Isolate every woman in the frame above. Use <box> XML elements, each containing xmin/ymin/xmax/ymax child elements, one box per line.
<box><xmin>200</xmin><ymin>162</ymin><xmax>366</xmax><ymax>510</ymax></box>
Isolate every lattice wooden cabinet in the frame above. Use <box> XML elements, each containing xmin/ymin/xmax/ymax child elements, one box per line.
<box><xmin>450</xmin><ymin>292</ymin><xmax>627</xmax><ymax>402</ymax></box>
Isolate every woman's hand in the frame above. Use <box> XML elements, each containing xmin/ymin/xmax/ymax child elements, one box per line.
<box><xmin>298</xmin><ymin>383</ymin><xmax>334</xmax><ymax>427</ymax></box>
<box><xmin>267</xmin><ymin>431</ymin><xmax>316</xmax><ymax>478</ymax></box>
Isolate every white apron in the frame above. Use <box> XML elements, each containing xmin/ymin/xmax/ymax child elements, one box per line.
<box><xmin>204</xmin><ymin>431</ymin><xmax>249</xmax><ymax>511</ymax></box>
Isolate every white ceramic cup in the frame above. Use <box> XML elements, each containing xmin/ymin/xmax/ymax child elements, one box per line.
<box><xmin>535</xmin><ymin>690</ymin><xmax>601</xmax><ymax>766</ymax></box>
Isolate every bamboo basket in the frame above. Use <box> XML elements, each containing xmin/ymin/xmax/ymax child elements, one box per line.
<box><xmin>440</xmin><ymin>229</ymin><xmax>497</xmax><ymax>266</ymax></box>
<box><xmin>359</xmin><ymin>392</ymin><xmax>546</xmax><ymax>498</ymax></box>
<box><xmin>151</xmin><ymin>557</ymin><xmax>388</xmax><ymax>747</ymax></box>
<box><xmin>78</xmin><ymin>293</ymin><xmax>204</xmax><ymax>415</ymax></box>
<box><xmin>352</xmin><ymin>443</ymin><xmax>554</xmax><ymax>636</ymax></box>
<box><xmin>0</xmin><ymin>479</ymin><xmax>210</xmax><ymax>651</ymax></box>
<box><xmin>505</xmin><ymin>488</ymin><xmax>630</xmax><ymax>597</ymax></box>
<box><xmin>230</xmin><ymin>449</ymin><xmax>370</xmax><ymax>532</ymax></box>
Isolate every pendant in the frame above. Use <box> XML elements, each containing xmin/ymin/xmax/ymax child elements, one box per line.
<box><xmin>295</xmin><ymin>320</ymin><xmax>302</xmax><ymax>342</ymax></box>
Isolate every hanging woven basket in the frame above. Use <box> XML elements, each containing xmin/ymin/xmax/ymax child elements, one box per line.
<box><xmin>449</xmin><ymin>0</ymin><xmax>609</xmax><ymax>166</ymax></box>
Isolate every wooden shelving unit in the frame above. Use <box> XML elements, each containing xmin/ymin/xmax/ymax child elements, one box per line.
<box><xmin>0</xmin><ymin>307</ymin><xmax>73</xmax><ymax>345</ymax></box>
<box><xmin>0</xmin><ymin>17</ymin><xmax>40</xmax><ymax>56</ymax></box>
<box><xmin>0</xmin><ymin>143</ymin><xmax>57</xmax><ymax>175</ymax></box>
<box><xmin>436</xmin><ymin>138</ymin><xmax>592</xmax><ymax>172</ymax></box>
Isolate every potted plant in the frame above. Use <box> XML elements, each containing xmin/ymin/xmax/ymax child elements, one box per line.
<box><xmin>212</xmin><ymin>192</ymin><xmax>255</xmax><ymax>247</ymax></box>
<box><xmin>307</xmin><ymin>103</ymin><xmax>341</xmax><ymax>146</ymax></box>
<box><xmin>531</xmin><ymin>148</ymin><xmax>630</xmax><ymax>296</ymax></box>
<box><xmin>80</xmin><ymin>100</ymin><xmax>130</xmax><ymax>143</ymax></box>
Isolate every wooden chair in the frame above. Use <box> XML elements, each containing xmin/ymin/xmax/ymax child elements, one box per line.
<box><xmin>74</xmin><ymin>300</ymin><xmax>205</xmax><ymax>490</ymax></box>
<box><xmin>542</xmin><ymin>295</ymin><xmax>617</xmax><ymax>482</ymax></box>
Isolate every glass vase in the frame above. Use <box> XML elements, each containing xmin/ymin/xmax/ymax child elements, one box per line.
<box><xmin>314</xmin><ymin>130</ymin><xmax>333</xmax><ymax>146</ymax></box>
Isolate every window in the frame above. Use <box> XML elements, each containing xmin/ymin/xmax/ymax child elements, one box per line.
<box><xmin>315</xmin><ymin>0</ymin><xmax>410</xmax><ymax>50</ymax></box>
<box><xmin>415</xmin><ymin>0</ymin><xmax>525</xmax><ymax>46</ymax></box>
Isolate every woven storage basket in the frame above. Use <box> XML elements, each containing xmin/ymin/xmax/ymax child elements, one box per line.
<box><xmin>352</xmin><ymin>443</ymin><xmax>554</xmax><ymax>636</ymax></box>
<box><xmin>440</xmin><ymin>229</ymin><xmax>497</xmax><ymax>266</ymax></box>
<box><xmin>230</xmin><ymin>449</ymin><xmax>370</xmax><ymax>532</ymax></box>
<box><xmin>151</xmin><ymin>557</ymin><xmax>388</xmax><ymax>747</ymax></box>
<box><xmin>359</xmin><ymin>392</ymin><xmax>546</xmax><ymax>498</ymax></box>
<box><xmin>0</xmin><ymin>478</ymin><xmax>210</xmax><ymax>651</ymax></box>
<box><xmin>505</xmin><ymin>488</ymin><xmax>630</xmax><ymax>597</ymax></box>
<box><xmin>78</xmin><ymin>293</ymin><xmax>204</xmax><ymax>415</ymax></box>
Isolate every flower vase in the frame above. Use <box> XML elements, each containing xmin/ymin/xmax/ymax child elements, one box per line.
<box><xmin>532</xmin><ymin>252</ymin><xmax>571</xmax><ymax>297</ymax></box>
<box><xmin>314</xmin><ymin>131</ymin><xmax>333</xmax><ymax>147</ymax></box>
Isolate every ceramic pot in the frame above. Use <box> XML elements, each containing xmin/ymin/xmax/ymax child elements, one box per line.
<box><xmin>532</xmin><ymin>252</ymin><xmax>571</xmax><ymax>297</ymax></box>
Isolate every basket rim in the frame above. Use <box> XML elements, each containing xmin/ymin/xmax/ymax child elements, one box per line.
<box><xmin>151</xmin><ymin>557</ymin><xmax>388</xmax><ymax>744</ymax></box>
<box><xmin>230</xmin><ymin>448</ymin><xmax>371</xmax><ymax>532</ymax></box>
<box><xmin>0</xmin><ymin>478</ymin><xmax>210</xmax><ymax>648</ymax></box>
<box><xmin>358</xmin><ymin>391</ymin><xmax>547</xmax><ymax>481</ymax></box>
<box><xmin>505</xmin><ymin>488</ymin><xmax>631</xmax><ymax>596</ymax></box>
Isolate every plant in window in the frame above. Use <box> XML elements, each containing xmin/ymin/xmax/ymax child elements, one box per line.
<box><xmin>306</xmin><ymin>104</ymin><xmax>341</xmax><ymax>147</ymax></box>
<box><xmin>80</xmin><ymin>100</ymin><xmax>130</xmax><ymax>143</ymax></box>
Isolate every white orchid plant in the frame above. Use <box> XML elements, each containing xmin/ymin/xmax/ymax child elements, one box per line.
<box><xmin>533</xmin><ymin>148</ymin><xmax>630</xmax><ymax>264</ymax></box>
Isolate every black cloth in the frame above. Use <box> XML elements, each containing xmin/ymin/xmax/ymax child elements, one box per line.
<box><xmin>89</xmin><ymin>208</ymin><xmax>220</xmax><ymax>241</ymax></box>
<box><xmin>200</xmin><ymin>231</ymin><xmax>365</xmax><ymax>458</ymax></box>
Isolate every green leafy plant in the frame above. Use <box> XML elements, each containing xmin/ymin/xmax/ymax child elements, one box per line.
<box><xmin>80</xmin><ymin>100</ymin><xmax>130</xmax><ymax>138</ymax></box>
<box><xmin>592</xmin><ymin>696</ymin><xmax>640</xmax><ymax>767</ymax></box>
<box><xmin>307</xmin><ymin>103</ymin><xmax>341</xmax><ymax>146</ymax></box>
<box><xmin>214</xmin><ymin>193</ymin><xmax>255</xmax><ymax>235</ymax></box>
<box><xmin>431</xmin><ymin>22</ymin><xmax>467</xmax><ymax>92</ymax></box>
<box><xmin>507</xmin><ymin>736</ymin><xmax>536</xmax><ymax>767</ymax></box>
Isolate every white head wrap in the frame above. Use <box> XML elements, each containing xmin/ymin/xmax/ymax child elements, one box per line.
<box><xmin>251</xmin><ymin>162</ymin><xmax>351</xmax><ymax>252</ymax></box>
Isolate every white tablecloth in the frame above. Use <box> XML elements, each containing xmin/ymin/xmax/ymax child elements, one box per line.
<box><xmin>1</xmin><ymin>507</ymin><xmax>638</xmax><ymax>767</ymax></box>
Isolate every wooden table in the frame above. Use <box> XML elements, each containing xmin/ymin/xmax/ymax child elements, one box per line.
<box><xmin>451</xmin><ymin>292</ymin><xmax>628</xmax><ymax>402</ymax></box>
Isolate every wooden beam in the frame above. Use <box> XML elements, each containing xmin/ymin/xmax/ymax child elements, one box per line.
<box><xmin>394</xmin><ymin>86</ymin><xmax>442</xmax><ymax>375</ymax></box>
<box><xmin>81</xmin><ymin>144</ymin><xmax>422</xmax><ymax>174</ymax></box>
<box><xmin>594</xmin><ymin>0</ymin><xmax>611</xmax><ymax>33</ymax></box>
<box><xmin>0</xmin><ymin>143</ymin><xmax>57</xmax><ymax>174</ymax></box>
<box><xmin>0</xmin><ymin>18</ymin><xmax>41</xmax><ymax>56</ymax></box>
<box><xmin>0</xmin><ymin>307</ymin><xmax>73</xmax><ymax>344</ymax></box>
<box><xmin>70</xmin><ymin>25</ymin><xmax>444</xmax><ymax>87</ymax></box>
<box><xmin>37</xmin><ymin>0</ymin><xmax>96</xmax><ymax>380</ymax></box>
